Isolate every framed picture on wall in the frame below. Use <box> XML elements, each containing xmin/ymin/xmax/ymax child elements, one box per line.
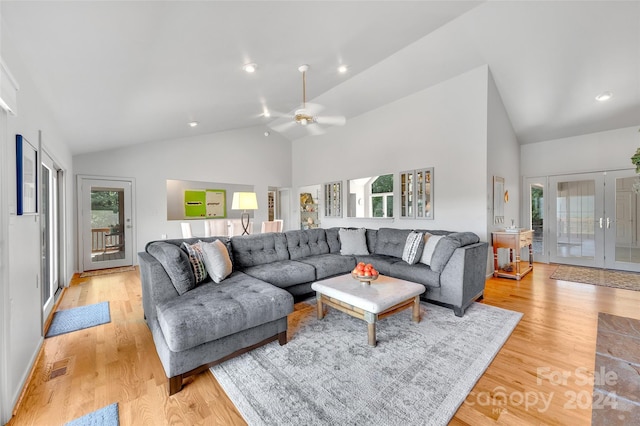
<box><xmin>184</xmin><ymin>188</ymin><xmax>227</xmax><ymax>218</ymax></box>
<box><xmin>16</xmin><ymin>134</ymin><xmax>37</xmax><ymax>215</ymax></box>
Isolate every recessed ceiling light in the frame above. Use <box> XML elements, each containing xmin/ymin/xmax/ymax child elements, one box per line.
<box><xmin>243</xmin><ymin>63</ymin><xmax>257</xmax><ymax>73</ymax></box>
<box><xmin>338</xmin><ymin>65</ymin><xmax>348</xmax><ymax>74</ymax></box>
<box><xmin>188</xmin><ymin>121</ymin><xmax>198</xmax><ymax>127</ymax></box>
<box><xmin>263</xmin><ymin>109</ymin><xmax>271</xmax><ymax>118</ymax></box>
<box><xmin>595</xmin><ymin>91</ymin><xmax>613</xmax><ymax>102</ymax></box>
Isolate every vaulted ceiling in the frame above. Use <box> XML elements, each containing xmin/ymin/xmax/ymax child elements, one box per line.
<box><xmin>2</xmin><ymin>1</ymin><xmax>639</xmax><ymax>155</ymax></box>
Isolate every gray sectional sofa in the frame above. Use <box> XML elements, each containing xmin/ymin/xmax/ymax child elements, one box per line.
<box><xmin>138</xmin><ymin>227</ymin><xmax>488</xmax><ymax>395</ymax></box>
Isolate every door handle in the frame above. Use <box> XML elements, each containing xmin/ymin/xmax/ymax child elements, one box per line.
<box><xmin>606</xmin><ymin>217</ymin><xmax>611</xmax><ymax>229</ymax></box>
<box><xmin>599</xmin><ymin>218</ymin><xmax>603</xmax><ymax>229</ymax></box>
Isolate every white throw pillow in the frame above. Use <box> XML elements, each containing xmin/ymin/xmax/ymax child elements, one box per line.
<box><xmin>420</xmin><ymin>234</ymin><xmax>444</xmax><ymax>266</ymax></box>
<box><xmin>339</xmin><ymin>228</ymin><xmax>369</xmax><ymax>255</ymax></box>
<box><xmin>402</xmin><ymin>231</ymin><xmax>424</xmax><ymax>265</ymax></box>
<box><xmin>200</xmin><ymin>239</ymin><xmax>233</xmax><ymax>283</ymax></box>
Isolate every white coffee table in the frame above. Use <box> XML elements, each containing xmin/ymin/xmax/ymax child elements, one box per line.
<box><xmin>311</xmin><ymin>274</ymin><xmax>426</xmax><ymax>346</ymax></box>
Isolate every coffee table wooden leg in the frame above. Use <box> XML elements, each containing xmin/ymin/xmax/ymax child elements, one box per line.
<box><xmin>412</xmin><ymin>295</ymin><xmax>420</xmax><ymax>323</ymax></box>
<box><xmin>364</xmin><ymin>311</ymin><xmax>377</xmax><ymax>346</ymax></box>
<box><xmin>367</xmin><ymin>322</ymin><xmax>376</xmax><ymax>346</ymax></box>
<box><xmin>316</xmin><ymin>292</ymin><xmax>324</xmax><ymax>320</ymax></box>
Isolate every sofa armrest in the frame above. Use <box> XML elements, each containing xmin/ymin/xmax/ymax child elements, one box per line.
<box><xmin>138</xmin><ymin>251</ymin><xmax>180</xmax><ymax>322</ymax></box>
<box><xmin>439</xmin><ymin>242</ymin><xmax>488</xmax><ymax>315</ymax></box>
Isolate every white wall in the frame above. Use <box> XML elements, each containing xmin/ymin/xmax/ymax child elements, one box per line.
<box><xmin>521</xmin><ymin>125</ymin><xmax>640</xmax><ymax>177</ymax></box>
<box><xmin>0</xmin><ymin>29</ymin><xmax>74</xmax><ymax>421</ymax></box>
<box><xmin>292</xmin><ymin>65</ymin><xmax>490</xmax><ymax>240</ymax></box>
<box><xmin>73</xmin><ymin>126</ymin><xmax>292</xmax><ymax>263</ymax></box>
<box><xmin>487</xmin><ymin>69</ymin><xmax>520</xmax><ymax>232</ymax></box>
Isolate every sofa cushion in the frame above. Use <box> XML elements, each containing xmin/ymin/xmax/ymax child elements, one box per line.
<box><xmin>420</xmin><ymin>234</ymin><xmax>444</xmax><ymax>266</ymax></box>
<box><xmin>156</xmin><ymin>271</ymin><xmax>293</xmax><ymax>352</ymax></box>
<box><xmin>339</xmin><ymin>228</ymin><xmax>369</xmax><ymax>255</ymax></box>
<box><xmin>389</xmin><ymin>262</ymin><xmax>441</xmax><ymax>288</ymax></box>
<box><xmin>285</xmin><ymin>229</ymin><xmax>330</xmax><ymax>260</ymax></box>
<box><xmin>297</xmin><ymin>254</ymin><xmax>356</xmax><ymax>280</ymax></box>
<box><xmin>201</xmin><ymin>239</ymin><xmax>233</xmax><ymax>283</ymax></box>
<box><xmin>325</xmin><ymin>228</ymin><xmax>341</xmax><ymax>253</ymax></box>
<box><xmin>242</xmin><ymin>260</ymin><xmax>316</xmax><ymax>288</ymax></box>
<box><xmin>182</xmin><ymin>241</ymin><xmax>208</xmax><ymax>283</ymax></box>
<box><xmin>147</xmin><ymin>241</ymin><xmax>195</xmax><ymax>295</ymax></box>
<box><xmin>402</xmin><ymin>231</ymin><xmax>425</xmax><ymax>265</ymax></box>
<box><xmin>353</xmin><ymin>254</ymin><xmax>401</xmax><ymax>276</ymax></box>
<box><xmin>365</xmin><ymin>229</ymin><xmax>378</xmax><ymax>254</ymax></box>
<box><xmin>231</xmin><ymin>233</ymin><xmax>289</xmax><ymax>269</ymax></box>
<box><xmin>429</xmin><ymin>232</ymin><xmax>480</xmax><ymax>273</ymax></box>
<box><xmin>374</xmin><ymin>228</ymin><xmax>412</xmax><ymax>258</ymax></box>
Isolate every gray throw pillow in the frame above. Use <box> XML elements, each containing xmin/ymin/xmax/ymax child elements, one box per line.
<box><xmin>339</xmin><ymin>228</ymin><xmax>369</xmax><ymax>255</ymax></box>
<box><xmin>200</xmin><ymin>239</ymin><xmax>233</xmax><ymax>283</ymax></box>
<box><xmin>147</xmin><ymin>242</ymin><xmax>195</xmax><ymax>295</ymax></box>
<box><xmin>402</xmin><ymin>231</ymin><xmax>424</xmax><ymax>265</ymax></box>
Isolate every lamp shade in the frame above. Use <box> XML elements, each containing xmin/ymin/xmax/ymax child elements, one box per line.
<box><xmin>232</xmin><ymin>192</ymin><xmax>258</xmax><ymax>210</ymax></box>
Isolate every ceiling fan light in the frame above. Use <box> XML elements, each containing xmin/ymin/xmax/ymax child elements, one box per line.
<box><xmin>243</xmin><ymin>63</ymin><xmax>257</xmax><ymax>73</ymax></box>
<box><xmin>595</xmin><ymin>91</ymin><xmax>613</xmax><ymax>102</ymax></box>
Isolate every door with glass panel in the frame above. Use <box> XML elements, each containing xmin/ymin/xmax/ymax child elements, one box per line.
<box><xmin>41</xmin><ymin>150</ymin><xmax>62</xmax><ymax>323</ymax></box>
<box><xmin>604</xmin><ymin>170</ymin><xmax>640</xmax><ymax>272</ymax></box>
<box><xmin>80</xmin><ymin>178</ymin><xmax>134</xmax><ymax>271</ymax></box>
<box><xmin>523</xmin><ymin>177</ymin><xmax>547</xmax><ymax>263</ymax></box>
<box><xmin>549</xmin><ymin>173</ymin><xmax>605</xmax><ymax>267</ymax></box>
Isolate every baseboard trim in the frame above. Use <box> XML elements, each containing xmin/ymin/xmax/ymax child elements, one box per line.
<box><xmin>11</xmin><ymin>286</ymin><xmax>67</xmax><ymax>417</ymax></box>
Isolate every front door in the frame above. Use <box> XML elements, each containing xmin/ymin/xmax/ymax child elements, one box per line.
<box><xmin>80</xmin><ymin>178</ymin><xmax>134</xmax><ymax>271</ymax></box>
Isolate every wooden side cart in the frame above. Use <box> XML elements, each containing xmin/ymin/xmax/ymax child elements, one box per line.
<box><xmin>492</xmin><ymin>229</ymin><xmax>533</xmax><ymax>280</ymax></box>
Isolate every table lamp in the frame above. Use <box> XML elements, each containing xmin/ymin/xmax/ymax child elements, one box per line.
<box><xmin>232</xmin><ymin>192</ymin><xmax>258</xmax><ymax>235</ymax></box>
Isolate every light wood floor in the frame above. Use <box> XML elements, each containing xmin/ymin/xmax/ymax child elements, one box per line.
<box><xmin>7</xmin><ymin>263</ymin><xmax>640</xmax><ymax>425</ymax></box>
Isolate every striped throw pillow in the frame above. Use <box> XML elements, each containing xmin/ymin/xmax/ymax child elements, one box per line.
<box><xmin>402</xmin><ymin>231</ymin><xmax>425</xmax><ymax>265</ymax></box>
<box><xmin>182</xmin><ymin>241</ymin><xmax>208</xmax><ymax>283</ymax></box>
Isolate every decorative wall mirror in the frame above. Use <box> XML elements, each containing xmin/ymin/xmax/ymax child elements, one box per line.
<box><xmin>493</xmin><ymin>176</ymin><xmax>505</xmax><ymax>225</ymax></box>
<box><xmin>400</xmin><ymin>167</ymin><xmax>433</xmax><ymax>219</ymax></box>
<box><xmin>323</xmin><ymin>181</ymin><xmax>342</xmax><ymax>217</ymax></box>
<box><xmin>347</xmin><ymin>174</ymin><xmax>394</xmax><ymax>218</ymax></box>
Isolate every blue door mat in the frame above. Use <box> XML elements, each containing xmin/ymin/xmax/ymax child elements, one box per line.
<box><xmin>46</xmin><ymin>302</ymin><xmax>111</xmax><ymax>338</ymax></box>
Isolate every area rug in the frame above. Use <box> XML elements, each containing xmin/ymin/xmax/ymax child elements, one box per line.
<box><xmin>46</xmin><ymin>302</ymin><xmax>111</xmax><ymax>338</ymax></box>
<box><xmin>65</xmin><ymin>402</ymin><xmax>119</xmax><ymax>426</ymax></box>
<box><xmin>550</xmin><ymin>265</ymin><xmax>640</xmax><ymax>291</ymax></box>
<box><xmin>591</xmin><ymin>312</ymin><xmax>640</xmax><ymax>425</ymax></box>
<box><xmin>79</xmin><ymin>266</ymin><xmax>136</xmax><ymax>278</ymax></box>
<box><xmin>210</xmin><ymin>300</ymin><xmax>522</xmax><ymax>425</ymax></box>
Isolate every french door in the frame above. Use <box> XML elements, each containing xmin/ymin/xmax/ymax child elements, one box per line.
<box><xmin>547</xmin><ymin>170</ymin><xmax>640</xmax><ymax>272</ymax></box>
<box><xmin>80</xmin><ymin>177</ymin><xmax>134</xmax><ymax>271</ymax></box>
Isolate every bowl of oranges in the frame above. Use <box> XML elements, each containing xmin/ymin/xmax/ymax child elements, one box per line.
<box><xmin>351</xmin><ymin>262</ymin><xmax>379</xmax><ymax>284</ymax></box>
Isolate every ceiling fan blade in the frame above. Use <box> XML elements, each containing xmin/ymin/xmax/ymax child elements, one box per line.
<box><xmin>270</xmin><ymin>120</ymin><xmax>297</xmax><ymax>133</ymax></box>
<box><xmin>315</xmin><ymin>115</ymin><xmax>346</xmax><ymax>126</ymax></box>
<box><xmin>264</xmin><ymin>109</ymin><xmax>289</xmax><ymax>118</ymax></box>
<box><xmin>307</xmin><ymin>123</ymin><xmax>326</xmax><ymax>136</ymax></box>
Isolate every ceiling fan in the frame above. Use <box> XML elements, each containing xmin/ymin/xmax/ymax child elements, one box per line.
<box><xmin>269</xmin><ymin>64</ymin><xmax>346</xmax><ymax>136</ymax></box>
